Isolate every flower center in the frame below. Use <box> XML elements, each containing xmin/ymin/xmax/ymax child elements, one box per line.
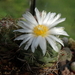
<box><xmin>33</xmin><ymin>25</ymin><xmax>49</xmax><ymax>37</ymax></box>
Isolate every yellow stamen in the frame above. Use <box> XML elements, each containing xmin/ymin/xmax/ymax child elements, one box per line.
<box><xmin>33</xmin><ymin>25</ymin><xmax>49</xmax><ymax>37</ymax></box>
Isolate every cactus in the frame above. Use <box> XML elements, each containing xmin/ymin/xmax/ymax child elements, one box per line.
<box><xmin>71</xmin><ymin>62</ymin><xmax>75</xmax><ymax>72</ymax></box>
<box><xmin>68</xmin><ymin>38</ymin><xmax>75</xmax><ymax>50</ymax></box>
<box><xmin>0</xmin><ymin>17</ymin><xmax>19</xmax><ymax>59</ymax></box>
<box><xmin>58</xmin><ymin>47</ymin><xmax>72</xmax><ymax>62</ymax></box>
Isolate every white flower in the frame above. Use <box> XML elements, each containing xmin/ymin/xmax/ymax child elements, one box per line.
<box><xmin>14</xmin><ymin>8</ymin><xmax>69</xmax><ymax>55</ymax></box>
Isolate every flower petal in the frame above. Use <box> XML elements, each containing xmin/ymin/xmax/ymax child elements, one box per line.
<box><xmin>39</xmin><ymin>36</ymin><xmax>46</xmax><ymax>55</ymax></box>
<box><xmin>13</xmin><ymin>29</ymin><xmax>32</xmax><ymax>33</ymax></box>
<box><xmin>31</xmin><ymin>37</ymin><xmax>37</xmax><ymax>52</ymax></box>
<box><xmin>19</xmin><ymin>34</ymin><xmax>33</xmax><ymax>46</ymax></box>
<box><xmin>43</xmin><ymin>12</ymin><xmax>51</xmax><ymax>24</ymax></box>
<box><xmin>48</xmin><ymin>14</ymin><xmax>61</xmax><ymax>27</ymax></box>
<box><xmin>41</xmin><ymin>10</ymin><xmax>46</xmax><ymax>19</ymax></box>
<box><xmin>34</xmin><ymin>36</ymin><xmax>41</xmax><ymax>48</ymax></box>
<box><xmin>14</xmin><ymin>34</ymin><xmax>28</xmax><ymax>40</ymax></box>
<box><xmin>46</xmin><ymin>36</ymin><xmax>59</xmax><ymax>52</ymax></box>
<box><xmin>50</xmin><ymin>27</ymin><xmax>69</xmax><ymax>36</ymax></box>
<box><xmin>40</xmin><ymin>10</ymin><xmax>47</xmax><ymax>23</ymax></box>
<box><xmin>24</xmin><ymin>37</ymin><xmax>33</xmax><ymax>50</ymax></box>
<box><xmin>47</xmin><ymin>13</ymin><xmax>56</xmax><ymax>25</ymax></box>
<box><xmin>31</xmin><ymin>36</ymin><xmax>44</xmax><ymax>50</ymax></box>
<box><xmin>23</xmin><ymin>12</ymin><xmax>38</xmax><ymax>25</ymax></box>
<box><xmin>48</xmin><ymin>35</ymin><xmax>64</xmax><ymax>46</ymax></box>
<box><xmin>35</xmin><ymin>8</ymin><xmax>41</xmax><ymax>24</ymax></box>
<box><xmin>17</xmin><ymin>21</ymin><xmax>27</xmax><ymax>29</ymax></box>
<box><xmin>18</xmin><ymin>21</ymin><xmax>34</xmax><ymax>29</ymax></box>
<box><xmin>49</xmin><ymin>18</ymin><xmax>66</xmax><ymax>28</ymax></box>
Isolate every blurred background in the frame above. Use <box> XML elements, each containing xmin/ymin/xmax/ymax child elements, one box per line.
<box><xmin>0</xmin><ymin>0</ymin><xmax>75</xmax><ymax>39</ymax></box>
